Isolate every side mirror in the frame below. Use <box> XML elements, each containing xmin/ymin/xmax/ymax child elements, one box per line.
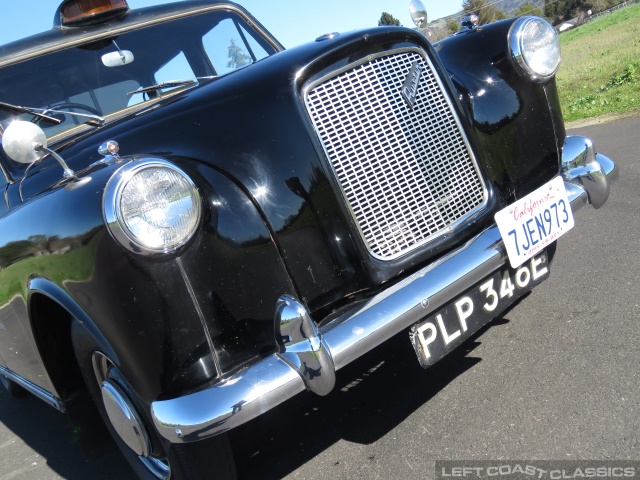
<box><xmin>409</xmin><ymin>0</ymin><xmax>428</xmax><ymax>28</ymax></box>
<box><xmin>1</xmin><ymin>120</ymin><xmax>47</xmax><ymax>164</ymax></box>
<box><xmin>1</xmin><ymin>120</ymin><xmax>80</xmax><ymax>182</ymax></box>
<box><xmin>461</xmin><ymin>14</ymin><xmax>479</xmax><ymax>28</ymax></box>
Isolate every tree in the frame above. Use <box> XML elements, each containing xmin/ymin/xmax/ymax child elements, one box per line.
<box><xmin>447</xmin><ymin>18</ymin><xmax>462</xmax><ymax>33</ymax></box>
<box><xmin>590</xmin><ymin>0</ymin><xmax>608</xmax><ymax>12</ymax></box>
<box><xmin>462</xmin><ymin>0</ymin><xmax>507</xmax><ymax>25</ymax></box>
<box><xmin>227</xmin><ymin>39</ymin><xmax>251</xmax><ymax>70</ymax></box>
<box><xmin>378</xmin><ymin>12</ymin><xmax>401</xmax><ymax>26</ymax></box>
<box><xmin>544</xmin><ymin>0</ymin><xmax>558</xmax><ymax>20</ymax></box>
<box><xmin>516</xmin><ymin>3</ymin><xmax>545</xmax><ymax>16</ymax></box>
<box><xmin>554</xmin><ymin>0</ymin><xmax>596</xmax><ymax>21</ymax></box>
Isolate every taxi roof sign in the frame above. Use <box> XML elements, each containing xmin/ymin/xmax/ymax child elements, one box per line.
<box><xmin>58</xmin><ymin>0</ymin><xmax>129</xmax><ymax>26</ymax></box>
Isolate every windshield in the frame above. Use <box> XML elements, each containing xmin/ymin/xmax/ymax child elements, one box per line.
<box><xmin>0</xmin><ymin>8</ymin><xmax>276</xmax><ymax>177</ymax></box>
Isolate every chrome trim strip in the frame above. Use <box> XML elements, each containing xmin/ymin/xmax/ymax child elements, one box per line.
<box><xmin>0</xmin><ymin>365</ymin><xmax>65</xmax><ymax>411</ymax></box>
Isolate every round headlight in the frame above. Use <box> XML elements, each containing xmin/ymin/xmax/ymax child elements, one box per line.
<box><xmin>509</xmin><ymin>16</ymin><xmax>561</xmax><ymax>81</ymax></box>
<box><xmin>104</xmin><ymin>159</ymin><xmax>201</xmax><ymax>254</ymax></box>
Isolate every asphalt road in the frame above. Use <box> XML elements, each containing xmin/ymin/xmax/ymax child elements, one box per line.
<box><xmin>0</xmin><ymin>116</ymin><xmax>638</xmax><ymax>480</ymax></box>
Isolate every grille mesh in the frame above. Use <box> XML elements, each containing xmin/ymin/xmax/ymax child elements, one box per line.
<box><xmin>305</xmin><ymin>49</ymin><xmax>486</xmax><ymax>260</ymax></box>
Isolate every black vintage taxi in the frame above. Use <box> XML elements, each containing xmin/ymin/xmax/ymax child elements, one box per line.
<box><xmin>0</xmin><ymin>0</ymin><xmax>618</xmax><ymax>478</ymax></box>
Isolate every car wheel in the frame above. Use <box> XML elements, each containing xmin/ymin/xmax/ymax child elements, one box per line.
<box><xmin>0</xmin><ymin>374</ymin><xmax>28</xmax><ymax>397</ymax></box>
<box><xmin>71</xmin><ymin>320</ymin><xmax>236</xmax><ymax>480</ymax></box>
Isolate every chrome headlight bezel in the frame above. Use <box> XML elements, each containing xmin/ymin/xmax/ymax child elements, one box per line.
<box><xmin>508</xmin><ymin>16</ymin><xmax>561</xmax><ymax>82</ymax></box>
<box><xmin>103</xmin><ymin>158</ymin><xmax>201</xmax><ymax>256</ymax></box>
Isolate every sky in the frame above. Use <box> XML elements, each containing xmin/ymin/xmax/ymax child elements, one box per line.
<box><xmin>0</xmin><ymin>0</ymin><xmax>462</xmax><ymax>48</ymax></box>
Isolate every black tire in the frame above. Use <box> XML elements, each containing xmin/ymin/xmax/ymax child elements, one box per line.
<box><xmin>71</xmin><ymin>320</ymin><xmax>236</xmax><ymax>480</ymax></box>
<box><xmin>0</xmin><ymin>374</ymin><xmax>28</xmax><ymax>398</ymax></box>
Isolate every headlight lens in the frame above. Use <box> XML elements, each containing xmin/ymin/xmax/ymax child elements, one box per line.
<box><xmin>104</xmin><ymin>160</ymin><xmax>201</xmax><ymax>254</ymax></box>
<box><xmin>509</xmin><ymin>16</ymin><xmax>561</xmax><ymax>81</ymax></box>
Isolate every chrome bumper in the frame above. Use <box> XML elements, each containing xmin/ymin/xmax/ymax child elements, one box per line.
<box><xmin>561</xmin><ymin>135</ymin><xmax>618</xmax><ymax>209</ymax></box>
<box><xmin>151</xmin><ymin>135</ymin><xmax>618</xmax><ymax>443</ymax></box>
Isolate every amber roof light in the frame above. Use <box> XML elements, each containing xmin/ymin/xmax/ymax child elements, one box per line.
<box><xmin>59</xmin><ymin>0</ymin><xmax>130</xmax><ymax>26</ymax></box>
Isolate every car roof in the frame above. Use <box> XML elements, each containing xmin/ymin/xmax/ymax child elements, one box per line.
<box><xmin>0</xmin><ymin>0</ymin><xmax>282</xmax><ymax>68</ymax></box>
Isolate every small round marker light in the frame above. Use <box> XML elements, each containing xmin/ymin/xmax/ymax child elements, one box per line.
<box><xmin>99</xmin><ymin>140</ymin><xmax>120</xmax><ymax>157</ymax></box>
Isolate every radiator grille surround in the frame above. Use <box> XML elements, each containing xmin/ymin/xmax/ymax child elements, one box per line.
<box><xmin>304</xmin><ymin>48</ymin><xmax>488</xmax><ymax>260</ymax></box>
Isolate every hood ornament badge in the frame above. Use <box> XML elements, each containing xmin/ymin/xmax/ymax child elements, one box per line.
<box><xmin>402</xmin><ymin>61</ymin><xmax>423</xmax><ymax>109</ymax></box>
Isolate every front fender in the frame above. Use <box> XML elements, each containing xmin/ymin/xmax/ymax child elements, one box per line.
<box><xmin>435</xmin><ymin>19</ymin><xmax>565</xmax><ymax>198</ymax></box>
<box><xmin>0</xmin><ymin>158</ymin><xmax>296</xmax><ymax>404</ymax></box>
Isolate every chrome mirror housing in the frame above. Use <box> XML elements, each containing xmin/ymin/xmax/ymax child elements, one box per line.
<box><xmin>409</xmin><ymin>0</ymin><xmax>428</xmax><ymax>28</ymax></box>
<box><xmin>1</xmin><ymin>120</ymin><xmax>47</xmax><ymax>164</ymax></box>
<box><xmin>1</xmin><ymin>120</ymin><xmax>88</xmax><ymax>189</ymax></box>
<box><xmin>461</xmin><ymin>14</ymin><xmax>479</xmax><ymax>29</ymax></box>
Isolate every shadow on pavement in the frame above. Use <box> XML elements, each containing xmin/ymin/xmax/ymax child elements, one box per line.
<box><xmin>0</xmin><ymin>314</ymin><xmax>513</xmax><ymax>480</ymax></box>
<box><xmin>231</xmin><ymin>318</ymin><xmax>510</xmax><ymax>479</ymax></box>
<box><xmin>0</xmin><ymin>385</ymin><xmax>135</xmax><ymax>479</ymax></box>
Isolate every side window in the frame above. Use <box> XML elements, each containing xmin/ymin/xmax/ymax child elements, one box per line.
<box><xmin>202</xmin><ymin>18</ymin><xmax>269</xmax><ymax>76</ymax></box>
<box><xmin>238</xmin><ymin>23</ymin><xmax>270</xmax><ymax>63</ymax></box>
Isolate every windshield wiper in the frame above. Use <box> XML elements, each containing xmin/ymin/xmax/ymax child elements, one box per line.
<box><xmin>0</xmin><ymin>101</ymin><xmax>62</xmax><ymax>124</ymax></box>
<box><xmin>127</xmin><ymin>77</ymin><xmax>216</xmax><ymax>96</ymax></box>
<box><xmin>42</xmin><ymin>107</ymin><xmax>105</xmax><ymax>125</ymax></box>
<box><xmin>0</xmin><ymin>101</ymin><xmax>105</xmax><ymax>125</ymax></box>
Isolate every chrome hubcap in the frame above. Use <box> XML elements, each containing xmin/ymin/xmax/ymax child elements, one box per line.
<box><xmin>92</xmin><ymin>352</ymin><xmax>171</xmax><ymax>480</ymax></box>
<box><xmin>101</xmin><ymin>379</ymin><xmax>150</xmax><ymax>456</ymax></box>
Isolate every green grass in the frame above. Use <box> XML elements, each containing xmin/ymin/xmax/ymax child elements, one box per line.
<box><xmin>557</xmin><ymin>3</ymin><xmax>640</xmax><ymax>123</ymax></box>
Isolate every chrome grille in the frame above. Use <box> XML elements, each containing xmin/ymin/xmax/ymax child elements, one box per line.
<box><xmin>305</xmin><ymin>48</ymin><xmax>487</xmax><ymax>260</ymax></box>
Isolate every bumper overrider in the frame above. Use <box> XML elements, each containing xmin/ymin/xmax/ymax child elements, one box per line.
<box><xmin>151</xmin><ymin>135</ymin><xmax>618</xmax><ymax>443</ymax></box>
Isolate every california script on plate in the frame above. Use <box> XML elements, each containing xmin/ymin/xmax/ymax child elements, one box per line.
<box><xmin>495</xmin><ymin>176</ymin><xmax>574</xmax><ymax>268</ymax></box>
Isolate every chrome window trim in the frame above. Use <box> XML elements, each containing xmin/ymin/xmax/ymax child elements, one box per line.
<box><xmin>303</xmin><ymin>47</ymin><xmax>489</xmax><ymax>261</ymax></box>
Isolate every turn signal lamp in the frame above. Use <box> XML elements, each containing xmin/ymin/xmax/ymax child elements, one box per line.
<box><xmin>58</xmin><ymin>0</ymin><xmax>129</xmax><ymax>26</ymax></box>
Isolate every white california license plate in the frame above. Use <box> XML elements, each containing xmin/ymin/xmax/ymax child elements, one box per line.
<box><xmin>495</xmin><ymin>176</ymin><xmax>574</xmax><ymax>268</ymax></box>
<box><xmin>410</xmin><ymin>253</ymin><xmax>549</xmax><ymax>368</ymax></box>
